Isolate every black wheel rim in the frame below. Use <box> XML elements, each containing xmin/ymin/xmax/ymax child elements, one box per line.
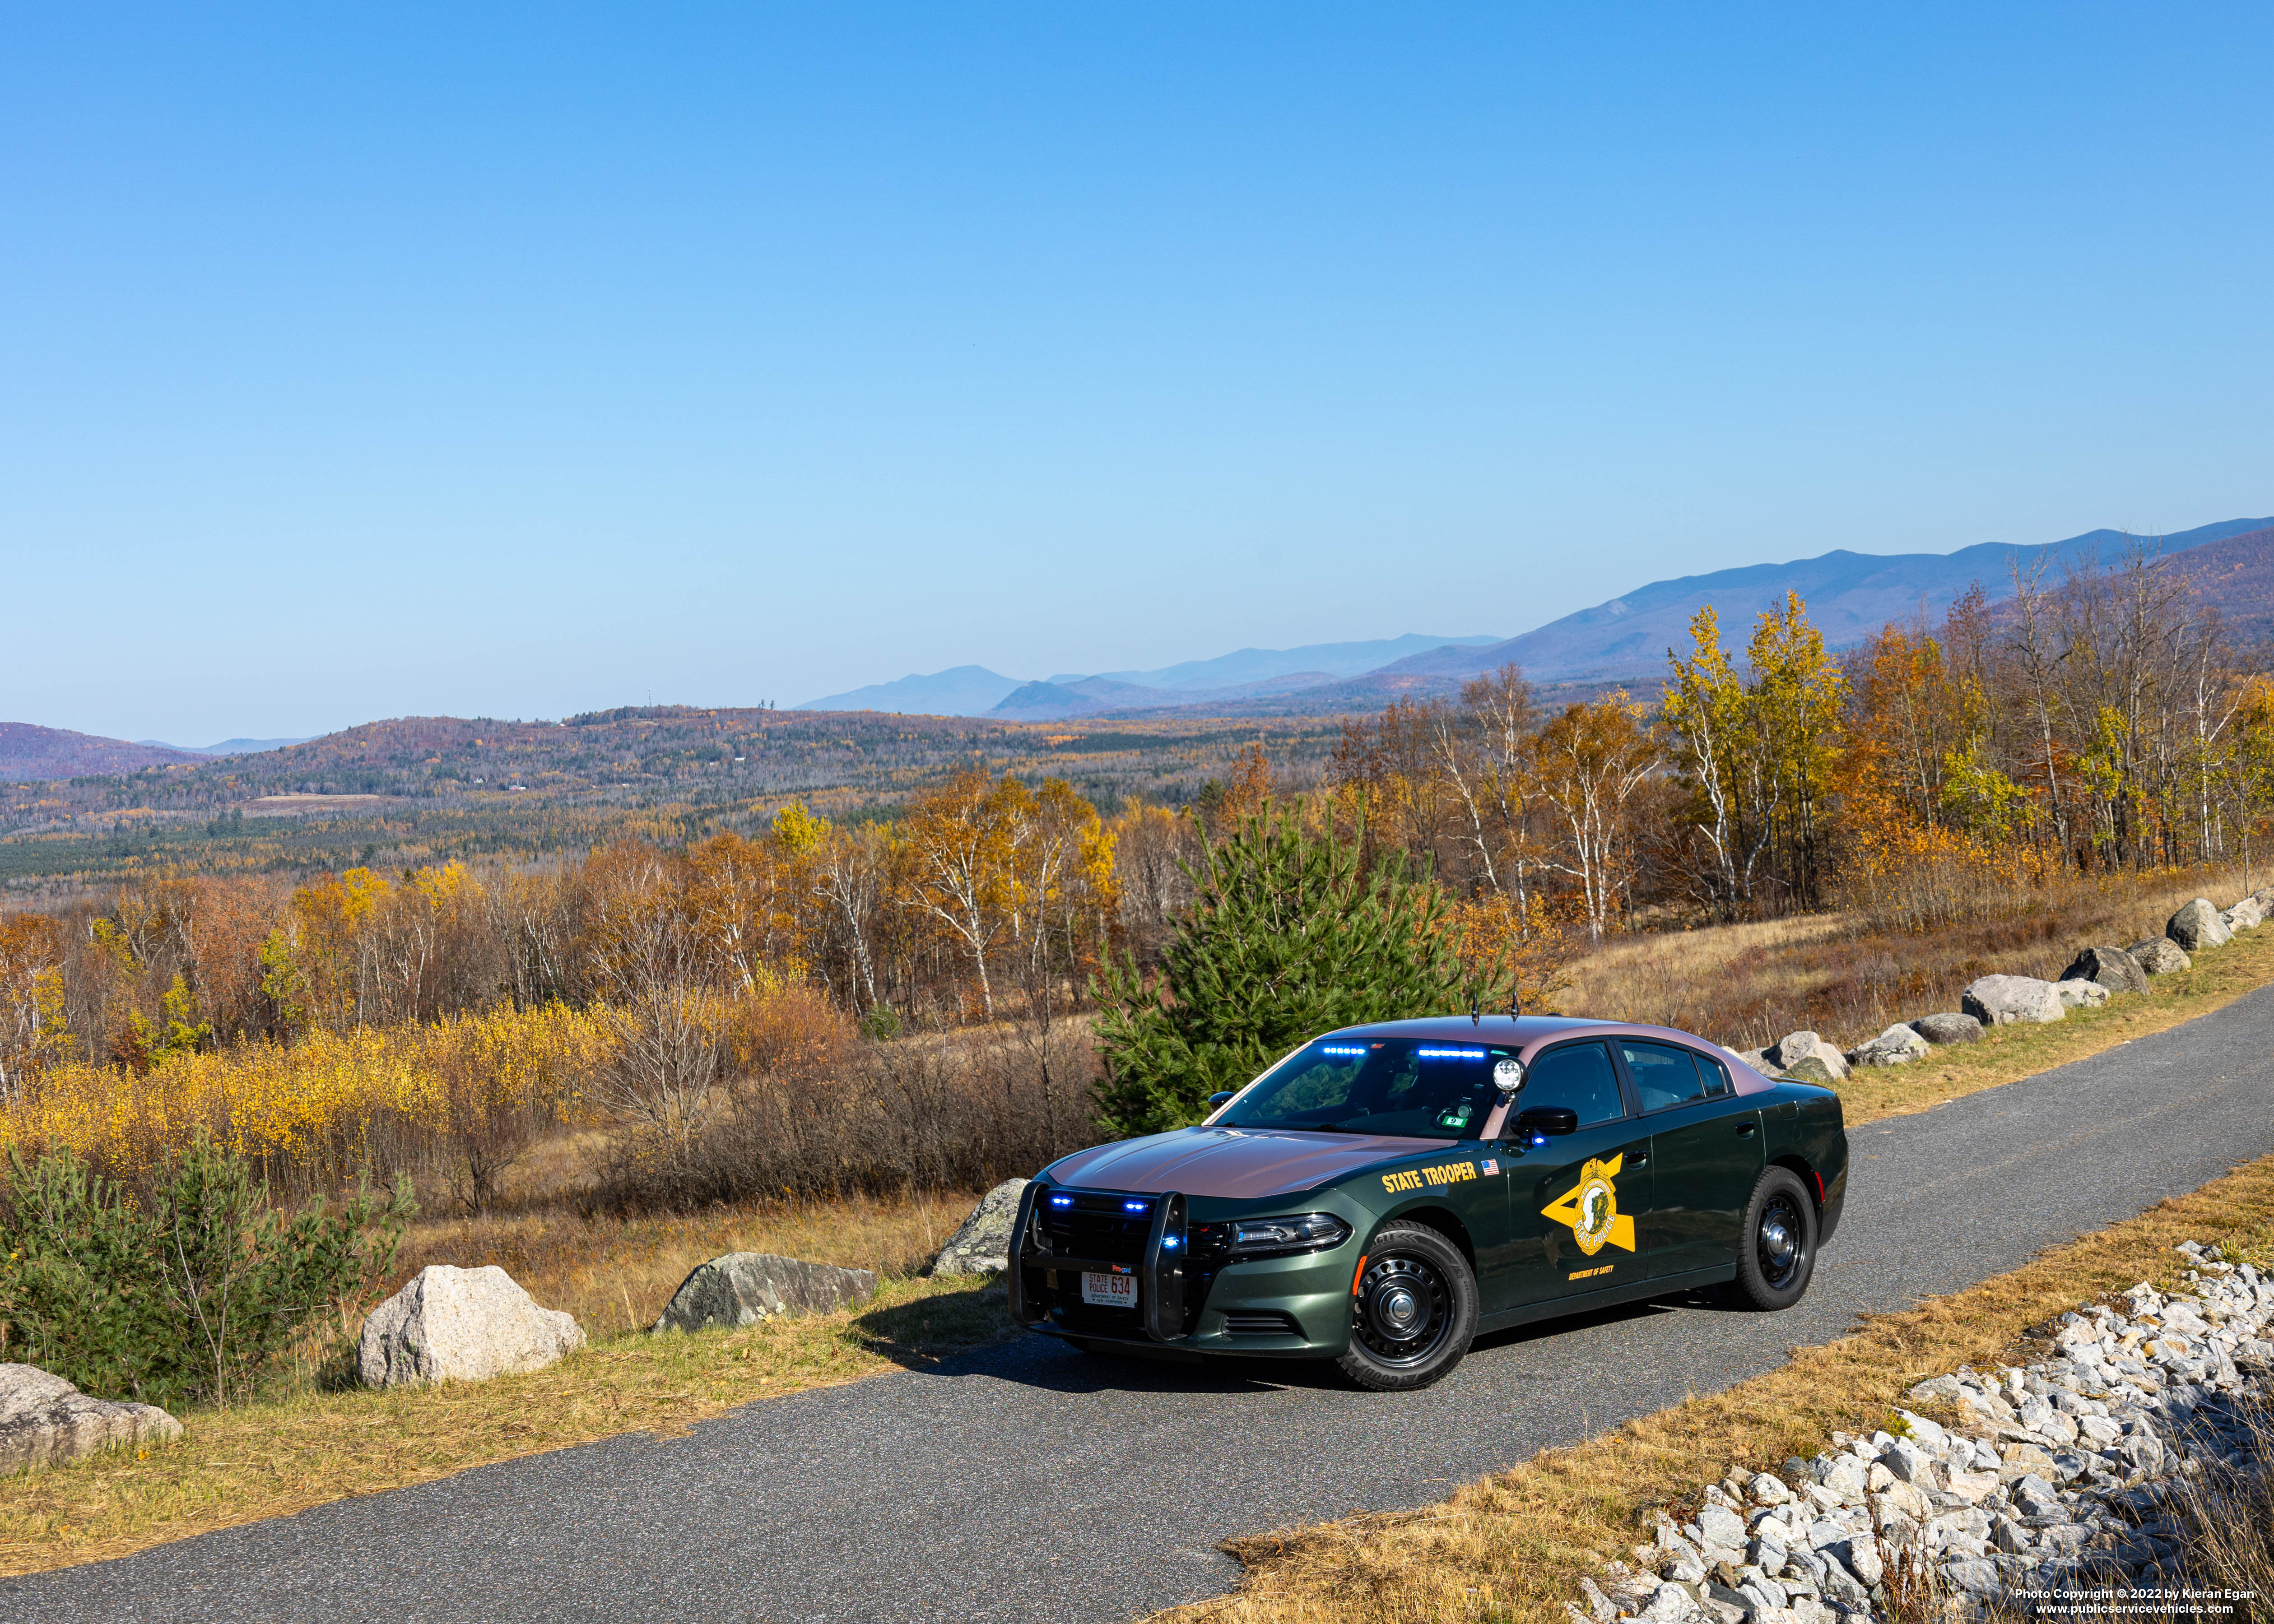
<box><xmin>1352</xmin><ymin>1254</ymin><xmax>1453</xmax><ymax>1367</ymax></box>
<box><xmin>1757</xmin><ymin>1192</ymin><xmax>1807</xmax><ymax>1289</ymax></box>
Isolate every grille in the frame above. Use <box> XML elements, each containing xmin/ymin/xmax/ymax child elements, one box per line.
<box><xmin>1038</xmin><ymin>1190</ymin><xmax>1154</xmax><ymax>1265</ymax></box>
<box><xmin>1221</xmin><ymin>1311</ymin><xmax>1302</xmax><ymax>1337</ymax></box>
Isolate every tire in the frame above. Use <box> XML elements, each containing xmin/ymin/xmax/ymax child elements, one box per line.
<box><xmin>1722</xmin><ymin>1166</ymin><xmax>1818</xmax><ymax>1311</ymax></box>
<box><xmin>1338</xmin><ymin>1221</ymin><xmax>1479</xmax><ymax>1391</ymax></box>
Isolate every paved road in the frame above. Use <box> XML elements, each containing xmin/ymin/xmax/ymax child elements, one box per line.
<box><xmin>12</xmin><ymin>987</ymin><xmax>2274</xmax><ymax>1624</ymax></box>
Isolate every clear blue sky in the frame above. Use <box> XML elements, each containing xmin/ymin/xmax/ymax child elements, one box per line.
<box><xmin>6</xmin><ymin>5</ymin><xmax>2270</xmax><ymax>743</ymax></box>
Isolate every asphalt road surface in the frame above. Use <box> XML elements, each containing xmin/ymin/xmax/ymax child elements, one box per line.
<box><xmin>11</xmin><ymin>986</ymin><xmax>2274</xmax><ymax>1624</ymax></box>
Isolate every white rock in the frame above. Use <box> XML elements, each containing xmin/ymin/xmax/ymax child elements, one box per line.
<box><xmin>1768</xmin><ymin>1031</ymin><xmax>1850</xmax><ymax>1082</ymax></box>
<box><xmin>2222</xmin><ymin>896</ymin><xmax>2263</xmax><ymax>932</ymax></box>
<box><xmin>1849</xmin><ymin>1022</ymin><xmax>1930</xmax><ymax>1067</ymax></box>
<box><xmin>2054</xmin><ymin>978</ymin><xmax>2111</xmax><ymax>1009</ymax></box>
<box><xmin>359</xmin><ymin>1264</ymin><xmax>584</xmax><ymax>1387</ymax></box>
<box><xmin>2129</xmin><ymin>937</ymin><xmax>2193</xmax><ymax>974</ymax></box>
<box><xmin>0</xmin><ymin>1364</ymin><xmax>181</xmax><ymax>1474</ymax></box>
<box><xmin>2168</xmin><ymin>898</ymin><xmax>2230</xmax><ymax>951</ymax></box>
<box><xmin>1962</xmin><ymin>974</ymin><xmax>2066</xmax><ymax>1026</ymax></box>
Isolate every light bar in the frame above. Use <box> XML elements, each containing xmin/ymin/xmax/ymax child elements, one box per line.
<box><xmin>1320</xmin><ymin>1044</ymin><xmax>1369</xmax><ymax>1057</ymax></box>
<box><xmin>1416</xmin><ymin>1047</ymin><xmax>1486</xmax><ymax>1060</ymax></box>
<box><xmin>1123</xmin><ymin>1200</ymin><xmax>1150</xmax><ymax>1214</ymax></box>
<box><xmin>1049</xmin><ymin>1194</ymin><xmax>1074</xmax><ymax>1207</ymax></box>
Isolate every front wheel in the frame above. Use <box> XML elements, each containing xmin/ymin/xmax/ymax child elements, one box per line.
<box><xmin>1337</xmin><ymin>1221</ymin><xmax>1478</xmax><ymax>1391</ymax></box>
<box><xmin>1721</xmin><ymin>1166</ymin><xmax>1818</xmax><ymax>1311</ymax></box>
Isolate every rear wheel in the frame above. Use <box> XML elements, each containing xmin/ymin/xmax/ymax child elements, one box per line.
<box><xmin>1721</xmin><ymin>1167</ymin><xmax>1817</xmax><ymax>1310</ymax></box>
<box><xmin>1337</xmin><ymin>1221</ymin><xmax>1478</xmax><ymax>1391</ymax></box>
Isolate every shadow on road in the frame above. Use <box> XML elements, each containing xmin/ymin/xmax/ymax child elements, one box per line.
<box><xmin>893</xmin><ymin>1287</ymin><xmax>1726</xmax><ymax>1399</ymax></box>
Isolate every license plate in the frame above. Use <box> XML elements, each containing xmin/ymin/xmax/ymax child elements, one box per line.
<box><xmin>1081</xmin><ymin>1271</ymin><xmax>1139</xmax><ymax>1308</ymax></box>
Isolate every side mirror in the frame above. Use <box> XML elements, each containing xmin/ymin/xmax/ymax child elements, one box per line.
<box><xmin>1208</xmin><ymin>1091</ymin><xmax>1236</xmax><ymax>1109</ymax></box>
<box><xmin>1514</xmin><ymin>1105</ymin><xmax>1578</xmax><ymax>1136</ymax></box>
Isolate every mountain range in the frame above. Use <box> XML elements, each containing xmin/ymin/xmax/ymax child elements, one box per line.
<box><xmin>804</xmin><ymin>517</ymin><xmax>2274</xmax><ymax>721</ymax></box>
<box><xmin>800</xmin><ymin>633</ymin><xmax>1503</xmax><ymax>717</ymax></box>
<box><xmin>134</xmin><ymin>737</ymin><xmax>314</xmax><ymax>756</ymax></box>
<box><xmin>10</xmin><ymin>516</ymin><xmax>2271</xmax><ymax>784</ymax></box>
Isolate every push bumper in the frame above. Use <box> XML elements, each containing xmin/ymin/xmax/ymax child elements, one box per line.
<box><xmin>1007</xmin><ymin>1181</ymin><xmax>1353</xmax><ymax>1357</ymax></box>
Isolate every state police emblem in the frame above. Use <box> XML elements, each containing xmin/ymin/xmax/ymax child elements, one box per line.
<box><xmin>1541</xmin><ymin>1154</ymin><xmax>1636</xmax><ymax>1256</ymax></box>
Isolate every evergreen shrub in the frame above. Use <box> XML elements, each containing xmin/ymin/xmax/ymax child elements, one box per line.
<box><xmin>1093</xmin><ymin>803</ymin><xmax>1504</xmax><ymax>1137</ymax></box>
<box><xmin>0</xmin><ymin>1137</ymin><xmax>414</xmax><ymax>1408</ymax></box>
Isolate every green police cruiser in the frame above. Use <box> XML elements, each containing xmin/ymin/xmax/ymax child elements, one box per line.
<box><xmin>1007</xmin><ymin>1014</ymin><xmax>1849</xmax><ymax>1390</ymax></box>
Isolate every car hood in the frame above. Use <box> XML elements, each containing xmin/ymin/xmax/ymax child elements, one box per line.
<box><xmin>1046</xmin><ymin>1127</ymin><xmax>1449</xmax><ymax>1201</ymax></box>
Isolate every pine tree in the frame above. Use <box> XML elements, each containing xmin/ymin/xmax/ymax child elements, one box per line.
<box><xmin>1092</xmin><ymin>802</ymin><xmax>1497</xmax><ymax>1137</ymax></box>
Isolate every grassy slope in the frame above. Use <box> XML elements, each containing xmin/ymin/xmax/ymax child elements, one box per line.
<box><xmin>6</xmin><ymin>916</ymin><xmax>2272</xmax><ymax>1579</ymax></box>
<box><xmin>1830</xmin><ymin>916</ymin><xmax>2274</xmax><ymax>1126</ymax></box>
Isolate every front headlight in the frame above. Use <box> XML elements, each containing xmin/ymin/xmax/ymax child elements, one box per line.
<box><xmin>1228</xmin><ymin>1212</ymin><xmax>1351</xmax><ymax>1258</ymax></box>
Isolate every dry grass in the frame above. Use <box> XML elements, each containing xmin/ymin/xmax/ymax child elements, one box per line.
<box><xmin>388</xmin><ymin>1186</ymin><xmax>986</xmax><ymax>1337</ymax></box>
<box><xmin>1828</xmin><ymin>910</ymin><xmax>2274</xmax><ymax>1127</ymax></box>
<box><xmin>1148</xmin><ymin>1142</ymin><xmax>2274</xmax><ymax>1624</ymax></box>
<box><xmin>1565</xmin><ymin>864</ymin><xmax>2254</xmax><ymax>1053</ymax></box>
<box><xmin>0</xmin><ymin>1194</ymin><xmax>1016</xmax><ymax>1577</ymax></box>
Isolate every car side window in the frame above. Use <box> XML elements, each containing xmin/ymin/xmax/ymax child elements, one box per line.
<box><xmin>1622</xmin><ymin>1039</ymin><xmax>1708</xmax><ymax>1112</ymax></box>
<box><xmin>1698</xmin><ymin>1052</ymin><xmax>1734</xmax><ymax>1097</ymax></box>
<box><xmin>1516</xmin><ymin>1041</ymin><xmax>1625</xmax><ymax>1128</ymax></box>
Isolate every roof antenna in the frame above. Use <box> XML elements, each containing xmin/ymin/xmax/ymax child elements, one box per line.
<box><xmin>1510</xmin><ymin>988</ymin><xmax>1522</xmax><ymax>1021</ymax></box>
<box><xmin>1469</xmin><ymin>997</ymin><xmax>1480</xmax><ymax>1026</ymax></box>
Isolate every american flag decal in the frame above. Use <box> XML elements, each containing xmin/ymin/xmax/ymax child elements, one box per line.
<box><xmin>1482</xmin><ymin>1158</ymin><xmax>1499</xmax><ymax>1175</ymax></box>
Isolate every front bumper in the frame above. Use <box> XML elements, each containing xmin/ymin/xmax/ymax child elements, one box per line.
<box><xmin>1006</xmin><ymin>1182</ymin><xmax>1357</xmax><ymax>1358</ymax></box>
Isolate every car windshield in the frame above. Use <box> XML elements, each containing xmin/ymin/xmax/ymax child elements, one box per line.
<box><xmin>1216</xmin><ymin>1038</ymin><xmax>1513</xmax><ymax>1139</ymax></box>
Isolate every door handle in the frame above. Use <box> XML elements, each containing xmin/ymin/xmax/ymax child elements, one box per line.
<box><xmin>1735</xmin><ymin>1122</ymin><xmax>1758</xmax><ymax>1137</ymax></box>
<box><xmin>1629</xmin><ymin>1152</ymin><xmax>1650</xmax><ymax>1168</ymax></box>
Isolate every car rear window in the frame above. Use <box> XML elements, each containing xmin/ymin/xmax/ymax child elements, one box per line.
<box><xmin>1622</xmin><ymin>1039</ymin><xmax>1711</xmax><ymax>1111</ymax></box>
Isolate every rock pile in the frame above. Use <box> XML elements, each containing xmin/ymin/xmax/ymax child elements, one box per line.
<box><xmin>1572</xmin><ymin>1240</ymin><xmax>2270</xmax><ymax>1623</ymax></box>
<box><xmin>1731</xmin><ymin>891</ymin><xmax>2257</xmax><ymax>1081</ymax></box>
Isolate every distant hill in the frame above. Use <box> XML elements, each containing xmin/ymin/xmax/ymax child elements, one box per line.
<box><xmin>2168</xmin><ymin>525</ymin><xmax>2274</xmax><ymax>644</ymax></box>
<box><xmin>808</xmin><ymin>634</ymin><xmax>1501</xmax><ymax>719</ymax></box>
<box><xmin>800</xmin><ymin>665</ymin><xmax>1026</xmax><ymax>716</ymax></box>
<box><xmin>1066</xmin><ymin>633</ymin><xmax>1502</xmax><ymax>693</ymax></box>
<box><xmin>0</xmin><ymin>724</ymin><xmax>200</xmax><ymax>782</ymax></box>
<box><xmin>1376</xmin><ymin>517</ymin><xmax>2274</xmax><ymax>685</ymax></box>
<box><xmin>136</xmin><ymin>736</ymin><xmax>313</xmax><ymax>756</ymax></box>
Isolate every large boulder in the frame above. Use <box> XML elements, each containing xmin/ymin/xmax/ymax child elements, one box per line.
<box><xmin>2167</xmin><ymin>898</ymin><xmax>2230</xmax><ymax>951</ymax></box>
<box><xmin>360</xmin><ymin>1264</ymin><xmax>584</xmax><ymax>1388</ymax></box>
<box><xmin>930</xmin><ymin>1178</ymin><xmax>1031</xmax><ymax>1275</ymax></box>
<box><xmin>2129</xmin><ymin>936</ymin><xmax>2191</xmax><ymax>974</ymax></box>
<box><xmin>1962</xmin><ymin>974</ymin><xmax>2066</xmax><ymax>1027</ymax></box>
<box><xmin>2054</xmin><ymin>978</ymin><xmax>2110</xmax><ymax>1009</ymax></box>
<box><xmin>653</xmin><ymin>1253</ymin><xmax>877</xmax><ymax>1333</ymax></box>
<box><xmin>1848</xmin><ymin>1023</ymin><xmax>1929</xmax><ymax>1067</ymax></box>
<box><xmin>0</xmin><ymin>1364</ymin><xmax>180</xmax><ymax>1474</ymax></box>
<box><xmin>2060</xmin><ymin>945</ymin><xmax>2149</xmax><ymax>996</ymax></box>
<box><xmin>1910</xmin><ymin>1012</ymin><xmax>1984</xmax><ymax>1046</ymax></box>
<box><xmin>1768</xmin><ymin>1030</ymin><xmax>1849</xmax><ymax>1082</ymax></box>
<box><xmin>2223</xmin><ymin>896</ymin><xmax>2264</xmax><ymax>933</ymax></box>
